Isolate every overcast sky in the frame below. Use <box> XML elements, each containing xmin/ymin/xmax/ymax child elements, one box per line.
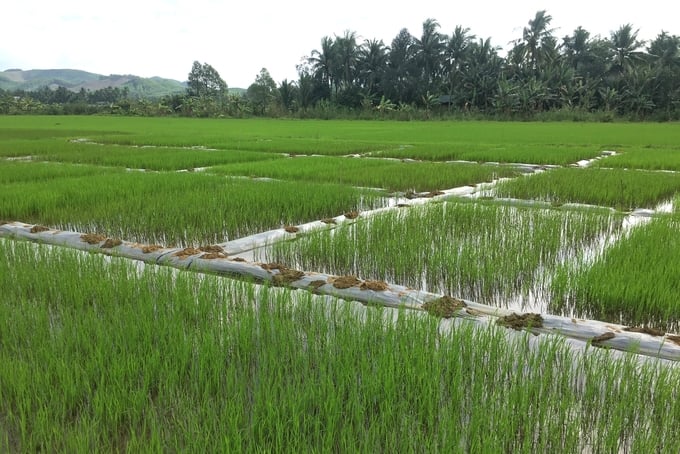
<box><xmin>2</xmin><ymin>1</ymin><xmax>678</xmax><ymax>88</ymax></box>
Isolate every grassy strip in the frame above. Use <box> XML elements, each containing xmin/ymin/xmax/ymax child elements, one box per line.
<box><xmin>594</xmin><ymin>146</ymin><xmax>680</xmax><ymax>171</ymax></box>
<box><xmin>493</xmin><ymin>167</ymin><xmax>680</xmax><ymax>210</ymax></box>
<box><xmin>209</xmin><ymin>156</ymin><xmax>519</xmax><ymax>192</ymax></box>
<box><xmin>0</xmin><ymin>161</ymin><xmax>119</xmax><ymax>184</ymax></box>
<box><xmin>267</xmin><ymin>201</ymin><xmax>621</xmax><ymax>307</ymax></box>
<box><xmin>1</xmin><ymin>239</ymin><xmax>679</xmax><ymax>452</ymax></box>
<box><xmin>0</xmin><ymin>165</ymin><xmax>382</xmax><ymax>245</ymax></box>
<box><xmin>372</xmin><ymin>142</ymin><xmax>602</xmax><ymax>165</ymax></box>
<box><xmin>551</xmin><ymin>216</ymin><xmax>680</xmax><ymax>330</ymax></box>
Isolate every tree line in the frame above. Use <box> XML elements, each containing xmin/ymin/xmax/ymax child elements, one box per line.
<box><xmin>2</xmin><ymin>11</ymin><xmax>679</xmax><ymax>120</ymax></box>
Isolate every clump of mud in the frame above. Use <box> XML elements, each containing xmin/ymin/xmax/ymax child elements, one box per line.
<box><xmin>101</xmin><ymin>238</ymin><xmax>122</xmax><ymax>249</ymax></box>
<box><xmin>284</xmin><ymin>225</ymin><xmax>299</xmax><ymax>233</ymax></box>
<box><xmin>422</xmin><ymin>296</ymin><xmax>466</xmax><ymax>318</ymax></box>
<box><xmin>321</xmin><ymin>218</ymin><xmax>337</xmax><ymax>224</ymax></box>
<box><xmin>497</xmin><ymin>313</ymin><xmax>543</xmax><ymax>330</ymax></box>
<box><xmin>173</xmin><ymin>248</ymin><xmax>201</xmax><ymax>259</ymax></box>
<box><xmin>330</xmin><ymin>275</ymin><xmax>362</xmax><ymax>289</ymax></box>
<box><xmin>141</xmin><ymin>244</ymin><xmax>163</xmax><ymax>254</ymax></box>
<box><xmin>396</xmin><ymin>203</ymin><xmax>410</xmax><ymax>208</ymax></box>
<box><xmin>309</xmin><ymin>280</ymin><xmax>327</xmax><ymax>289</ymax></box>
<box><xmin>666</xmin><ymin>335</ymin><xmax>680</xmax><ymax>347</ymax></box>
<box><xmin>591</xmin><ymin>332</ymin><xmax>616</xmax><ymax>345</ymax></box>
<box><xmin>201</xmin><ymin>252</ymin><xmax>228</xmax><ymax>260</ymax></box>
<box><xmin>424</xmin><ymin>190</ymin><xmax>445</xmax><ymax>198</ymax></box>
<box><xmin>343</xmin><ymin>211</ymin><xmax>360</xmax><ymax>219</ymax></box>
<box><xmin>360</xmin><ymin>280</ymin><xmax>389</xmax><ymax>291</ymax></box>
<box><xmin>30</xmin><ymin>225</ymin><xmax>50</xmax><ymax>234</ymax></box>
<box><xmin>199</xmin><ymin>245</ymin><xmax>224</xmax><ymax>254</ymax></box>
<box><xmin>81</xmin><ymin>233</ymin><xmax>106</xmax><ymax>244</ymax></box>
<box><xmin>0</xmin><ymin>220</ymin><xmax>8</xmax><ymax>225</ymax></box>
<box><xmin>272</xmin><ymin>268</ymin><xmax>305</xmax><ymax>285</ymax></box>
<box><xmin>624</xmin><ymin>326</ymin><xmax>665</xmax><ymax>337</ymax></box>
<box><xmin>260</xmin><ymin>262</ymin><xmax>288</xmax><ymax>271</ymax></box>
<box><xmin>231</xmin><ymin>257</ymin><xmax>246</xmax><ymax>262</ymax></box>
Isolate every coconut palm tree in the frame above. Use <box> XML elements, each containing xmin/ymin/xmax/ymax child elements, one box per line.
<box><xmin>415</xmin><ymin>18</ymin><xmax>445</xmax><ymax>93</ymax></box>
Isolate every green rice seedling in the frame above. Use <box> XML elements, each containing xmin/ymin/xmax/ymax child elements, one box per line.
<box><xmin>593</xmin><ymin>146</ymin><xmax>680</xmax><ymax>171</ymax></box>
<box><xmin>266</xmin><ymin>200</ymin><xmax>621</xmax><ymax>308</ymax></box>
<box><xmin>493</xmin><ymin>167</ymin><xmax>680</xmax><ymax>210</ymax></box>
<box><xmin>0</xmin><ymin>167</ymin><xmax>383</xmax><ymax>245</ymax></box>
<box><xmin>552</xmin><ymin>216</ymin><xmax>680</xmax><ymax>330</ymax></box>
<box><xmin>209</xmin><ymin>156</ymin><xmax>520</xmax><ymax>192</ymax></box>
<box><xmin>2</xmin><ymin>238</ymin><xmax>680</xmax><ymax>452</ymax></box>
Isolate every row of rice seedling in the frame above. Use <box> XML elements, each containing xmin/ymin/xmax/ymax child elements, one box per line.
<box><xmin>0</xmin><ymin>163</ymin><xmax>383</xmax><ymax>246</ymax></box>
<box><xmin>16</xmin><ymin>141</ymin><xmax>287</xmax><ymax>171</ymax></box>
<box><xmin>209</xmin><ymin>156</ymin><xmax>521</xmax><ymax>192</ymax></box>
<box><xmin>265</xmin><ymin>200</ymin><xmax>622</xmax><ymax>309</ymax></box>
<box><xmin>551</xmin><ymin>216</ymin><xmax>680</xmax><ymax>331</ymax></box>
<box><xmin>2</xmin><ymin>238</ymin><xmax>679</xmax><ymax>452</ymax></box>
<box><xmin>371</xmin><ymin>142</ymin><xmax>603</xmax><ymax>165</ymax></box>
<box><xmin>492</xmin><ymin>167</ymin><xmax>680</xmax><ymax>210</ymax></box>
<box><xmin>593</xmin><ymin>146</ymin><xmax>680</xmax><ymax>171</ymax></box>
<box><xmin>0</xmin><ymin>161</ymin><xmax>118</xmax><ymax>184</ymax></box>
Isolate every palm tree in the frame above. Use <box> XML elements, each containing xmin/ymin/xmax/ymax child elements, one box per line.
<box><xmin>385</xmin><ymin>28</ymin><xmax>417</xmax><ymax>104</ymax></box>
<box><xmin>415</xmin><ymin>18</ymin><xmax>445</xmax><ymax>93</ymax></box>
<box><xmin>334</xmin><ymin>30</ymin><xmax>360</xmax><ymax>89</ymax></box>
<box><xmin>609</xmin><ymin>24</ymin><xmax>645</xmax><ymax>75</ymax></box>
<box><xmin>309</xmin><ymin>36</ymin><xmax>337</xmax><ymax>95</ymax></box>
<box><xmin>522</xmin><ymin>10</ymin><xmax>556</xmax><ymax>74</ymax></box>
<box><xmin>358</xmin><ymin>38</ymin><xmax>388</xmax><ymax>95</ymax></box>
<box><xmin>443</xmin><ymin>26</ymin><xmax>475</xmax><ymax>108</ymax></box>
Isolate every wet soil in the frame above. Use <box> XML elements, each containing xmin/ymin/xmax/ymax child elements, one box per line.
<box><xmin>321</xmin><ymin>218</ymin><xmax>337</xmax><ymax>224</ymax></box>
<box><xmin>80</xmin><ymin>233</ymin><xmax>107</xmax><ymax>244</ymax></box>
<box><xmin>272</xmin><ymin>268</ymin><xmax>305</xmax><ymax>286</ymax></box>
<box><xmin>0</xmin><ymin>220</ymin><xmax>8</xmax><ymax>225</ymax></box>
<box><xmin>30</xmin><ymin>225</ymin><xmax>50</xmax><ymax>234</ymax></box>
<box><xmin>101</xmin><ymin>238</ymin><xmax>122</xmax><ymax>249</ymax></box>
<box><xmin>260</xmin><ymin>262</ymin><xmax>288</xmax><ymax>271</ymax></box>
<box><xmin>331</xmin><ymin>275</ymin><xmax>362</xmax><ymax>289</ymax></box>
<box><xmin>343</xmin><ymin>211</ymin><xmax>360</xmax><ymax>219</ymax></box>
<box><xmin>360</xmin><ymin>280</ymin><xmax>389</xmax><ymax>291</ymax></box>
<box><xmin>591</xmin><ymin>332</ymin><xmax>616</xmax><ymax>344</ymax></box>
<box><xmin>173</xmin><ymin>247</ymin><xmax>202</xmax><ymax>259</ymax></box>
<box><xmin>624</xmin><ymin>326</ymin><xmax>665</xmax><ymax>336</ymax></box>
<box><xmin>309</xmin><ymin>280</ymin><xmax>327</xmax><ymax>289</ymax></box>
<box><xmin>424</xmin><ymin>191</ymin><xmax>445</xmax><ymax>198</ymax></box>
<box><xmin>199</xmin><ymin>245</ymin><xmax>225</xmax><ymax>254</ymax></box>
<box><xmin>232</xmin><ymin>257</ymin><xmax>246</xmax><ymax>262</ymax></box>
<box><xmin>201</xmin><ymin>252</ymin><xmax>228</xmax><ymax>259</ymax></box>
<box><xmin>422</xmin><ymin>296</ymin><xmax>466</xmax><ymax>318</ymax></box>
<box><xmin>497</xmin><ymin>313</ymin><xmax>543</xmax><ymax>330</ymax></box>
<box><xmin>284</xmin><ymin>225</ymin><xmax>300</xmax><ymax>233</ymax></box>
<box><xmin>665</xmin><ymin>335</ymin><xmax>680</xmax><ymax>346</ymax></box>
<box><xmin>141</xmin><ymin>244</ymin><xmax>163</xmax><ymax>253</ymax></box>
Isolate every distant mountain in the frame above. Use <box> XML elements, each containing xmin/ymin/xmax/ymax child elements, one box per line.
<box><xmin>0</xmin><ymin>68</ymin><xmax>188</xmax><ymax>98</ymax></box>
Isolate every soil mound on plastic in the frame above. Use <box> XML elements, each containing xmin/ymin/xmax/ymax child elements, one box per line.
<box><xmin>0</xmin><ymin>220</ymin><xmax>8</xmax><ymax>225</ymax></box>
<box><xmin>101</xmin><ymin>238</ymin><xmax>122</xmax><ymax>249</ymax></box>
<box><xmin>80</xmin><ymin>233</ymin><xmax>106</xmax><ymax>244</ymax></box>
<box><xmin>425</xmin><ymin>190</ymin><xmax>445</xmax><ymax>198</ymax></box>
<box><xmin>30</xmin><ymin>225</ymin><xmax>50</xmax><ymax>234</ymax></box>
<box><xmin>344</xmin><ymin>211</ymin><xmax>360</xmax><ymax>219</ymax></box>
<box><xmin>284</xmin><ymin>225</ymin><xmax>299</xmax><ymax>233</ymax></box>
<box><xmin>497</xmin><ymin>313</ymin><xmax>543</xmax><ymax>330</ymax></box>
<box><xmin>422</xmin><ymin>296</ymin><xmax>466</xmax><ymax>318</ymax></box>
<box><xmin>261</xmin><ymin>262</ymin><xmax>287</xmax><ymax>271</ymax></box>
<box><xmin>174</xmin><ymin>248</ymin><xmax>201</xmax><ymax>259</ymax></box>
<box><xmin>666</xmin><ymin>335</ymin><xmax>680</xmax><ymax>346</ymax></box>
<box><xmin>199</xmin><ymin>245</ymin><xmax>224</xmax><ymax>254</ymax></box>
<box><xmin>591</xmin><ymin>332</ymin><xmax>616</xmax><ymax>345</ymax></box>
<box><xmin>309</xmin><ymin>280</ymin><xmax>327</xmax><ymax>289</ymax></box>
<box><xmin>272</xmin><ymin>268</ymin><xmax>305</xmax><ymax>285</ymax></box>
<box><xmin>623</xmin><ymin>326</ymin><xmax>665</xmax><ymax>336</ymax></box>
<box><xmin>141</xmin><ymin>244</ymin><xmax>163</xmax><ymax>253</ymax></box>
<box><xmin>360</xmin><ymin>280</ymin><xmax>389</xmax><ymax>291</ymax></box>
<box><xmin>232</xmin><ymin>257</ymin><xmax>246</xmax><ymax>262</ymax></box>
<box><xmin>321</xmin><ymin>218</ymin><xmax>336</xmax><ymax>224</ymax></box>
<box><xmin>331</xmin><ymin>275</ymin><xmax>362</xmax><ymax>289</ymax></box>
<box><xmin>201</xmin><ymin>252</ymin><xmax>228</xmax><ymax>260</ymax></box>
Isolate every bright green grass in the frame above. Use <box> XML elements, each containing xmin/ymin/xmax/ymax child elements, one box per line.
<box><xmin>0</xmin><ymin>161</ymin><xmax>118</xmax><ymax>184</ymax></box>
<box><xmin>594</xmin><ymin>146</ymin><xmax>680</xmax><ymax>171</ymax></box>
<box><xmin>1</xmin><ymin>239</ymin><xmax>679</xmax><ymax>452</ymax></box>
<box><xmin>493</xmin><ymin>168</ymin><xmax>680</xmax><ymax>210</ymax></box>
<box><xmin>551</xmin><ymin>216</ymin><xmax>680</xmax><ymax>330</ymax></box>
<box><xmin>266</xmin><ymin>201</ymin><xmax>621</xmax><ymax>307</ymax></box>
<box><xmin>209</xmin><ymin>156</ymin><xmax>520</xmax><ymax>192</ymax></box>
<box><xmin>0</xmin><ymin>163</ymin><xmax>382</xmax><ymax>245</ymax></box>
<box><xmin>3</xmin><ymin>117</ymin><xmax>680</xmax><ymax>160</ymax></box>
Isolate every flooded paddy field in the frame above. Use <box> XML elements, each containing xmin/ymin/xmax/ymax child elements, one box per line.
<box><xmin>2</xmin><ymin>116</ymin><xmax>680</xmax><ymax>451</ymax></box>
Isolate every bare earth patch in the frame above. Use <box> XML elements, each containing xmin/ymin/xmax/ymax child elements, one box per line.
<box><xmin>422</xmin><ymin>296</ymin><xmax>466</xmax><ymax>318</ymax></box>
<box><xmin>141</xmin><ymin>244</ymin><xmax>163</xmax><ymax>253</ymax></box>
<box><xmin>343</xmin><ymin>211</ymin><xmax>360</xmax><ymax>219</ymax></box>
<box><xmin>591</xmin><ymin>332</ymin><xmax>616</xmax><ymax>345</ymax></box>
<box><xmin>272</xmin><ymin>268</ymin><xmax>305</xmax><ymax>285</ymax></box>
<box><xmin>321</xmin><ymin>218</ymin><xmax>337</xmax><ymax>224</ymax></box>
<box><xmin>201</xmin><ymin>252</ymin><xmax>228</xmax><ymax>260</ymax></box>
<box><xmin>309</xmin><ymin>279</ymin><xmax>327</xmax><ymax>289</ymax></box>
<box><xmin>199</xmin><ymin>245</ymin><xmax>225</xmax><ymax>254</ymax></box>
<box><xmin>173</xmin><ymin>248</ymin><xmax>201</xmax><ymax>259</ymax></box>
<box><xmin>284</xmin><ymin>225</ymin><xmax>300</xmax><ymax>233</ymax></box>
<box><xmin>624</xmin><ymin>326</ymin><xmax>665</xmax><ymax>336</ymax></box>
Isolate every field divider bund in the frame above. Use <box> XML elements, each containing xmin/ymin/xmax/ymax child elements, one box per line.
<box><xmin>3</xmin><ymin>220</ymin><xmax>680</xmax><ymax>362</ymax></box>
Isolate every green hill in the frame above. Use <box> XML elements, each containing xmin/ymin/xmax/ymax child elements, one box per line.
<box><xmin>0</xmin><ymin>69</ymin><xmax>187</xmax><ymax>98</ymax></box>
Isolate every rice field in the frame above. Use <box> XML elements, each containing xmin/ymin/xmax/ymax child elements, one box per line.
<box><xmin>2</xmin><ymin>239</ymin><xmax>679</xmax><ymax>452</ymax></box>
<box><xmin>2</xmin><ymin>115</ymin><xmax>680</xmax><ymax>451</ymax></box>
